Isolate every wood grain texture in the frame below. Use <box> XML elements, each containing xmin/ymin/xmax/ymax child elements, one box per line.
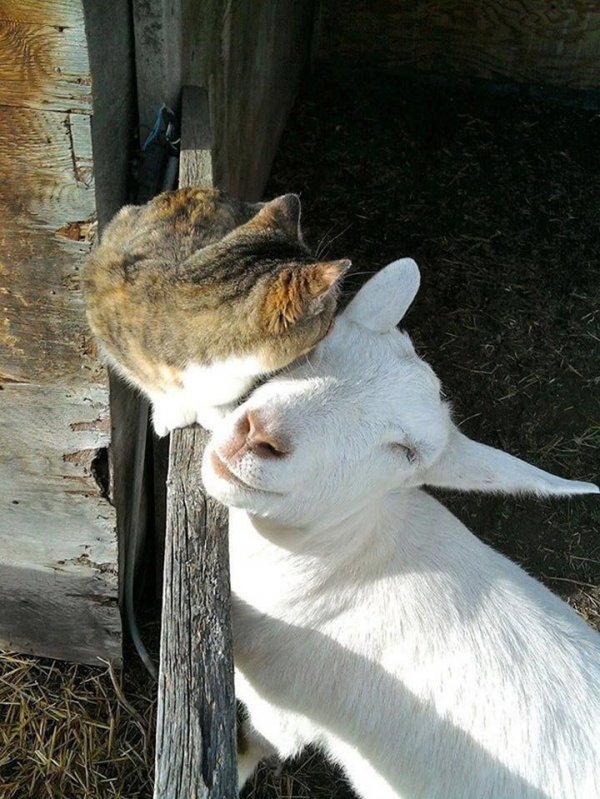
<box><xmin>0</xmin><ymin>0</ymin><xmax>85</xmax><ymax>26</ymax></box>
<box><xmin>132</xmin><ymin>0</ymin><xmax>182</xmax><ymax>133</ymax></box>
<box><xmin>318</xmin><ymin>0</ymin><xmax>600</xmax><ymax>90</ymax></box>
<box><xmin>155</xmin><ymin>428</ymin><xmax>235</xmax><ymax>799</ymax></box>
<box><xmin>154</xmin><ymin>85</ymin><xmax>237</xmax><ymax>799</ymax></box>
<box><xmin>130</xmin><ymin>1</ymin><xmax>314</xmax><ymax>199</ymax></box>
<box><xmin>82</xmin><ymin>0</ymin><xmax>135</xmax><ymax>229</ymax></box>
<box><xmin>180</xmin><ymin>85</ymin><xmax>213</xmax><ymax>186</ymax></box>
<box><xmin>0</xmin><ymin>0</ymin><xmax>135</xmax><ymax>664</ymax></box>
<box><xmin>183</xmin><ymin>0</ymin><xmax>316</xmax><ymax>199</ymax></box>
<box><xmin>0</xmin><ymin>0</ymin><xmax>91</xmax><ymax>113</ymax></box>
<box><xmin>0</xmin><ymin>383</ymin><xmax>120</xmax><ymax>664</ymax></box>
<box><xmin>0</xmin><ymin>105</ymin><xmax>97</xmax><ymax>382</ymax></box>
<box><xmin>80</xmin><ymin>0</ymin><xmax>139</xmax><ymax>619</ymax></box>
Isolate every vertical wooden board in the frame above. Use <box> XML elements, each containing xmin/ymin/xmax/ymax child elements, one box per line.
<box><xmin>82</xmin><ymin>0</ymin><xmax>135</xmax><ymax>229</ymax></box>
<box><xmin>0</xmin><ymin>106</ymin><xmax>97</xmax><ymax>382</ymax></box>
<box><xmin>155</xmin><ymin>428</ymin><xmax>235</xmax><ymax>798</ymax></box>
<box><xmin>131</xmin><ymin>0</ymin><xmax>183</xmax><ymax>132</ymax></box>
<box><xmin>179</xmin><ymin>83</ymin><xmax>213</xmax><ymax>185</ymax></box>
<box><xmin>130</xmin><ymin>0</ymin><xmax>315</xmax><ymax>197</ymax></box>
<box><xmin>0</xmin><ymin>383</ymin><xmax>120</xmax><ymax>664</ymax></box>
<box><xmin>183</xmin><ymin>0</ymin><xmax>316</xmax><ymax>199</ymax></box>
<box><xmin>0</xmin><ymin>0</ymin><xmax>136</xmax><ymax>664</ymax></box>
<box><xmin>154</xmin><ymin>85</ymin><xmax>237</xmax><ymax>799</ymax></box>
<box><xmin>318</xmin><ymin>0</ymin><xmax>600</xmax><ymax>90</ymax></box>
<box><xmin>81</xmin><ymin>0</ymin><xmax>139</xmax><ymax>619</ymax></box>
<box><xmin>0</xmin><ymin>0</ymin><xmax>91</xmax><ymax>113</ymax></box>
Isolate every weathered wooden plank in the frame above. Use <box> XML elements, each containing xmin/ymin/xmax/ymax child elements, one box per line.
<box><xmin>82</xmin><ymin>0</ymin><xmax>135</xmax><ymax>229</ymax></box>
<box><xmin>319</xmin><ymin>0</ymin><xmax>600</xmax><ymax>91</ymax></box>
<box><xmin>131</xmin><ymin>0</ymin><xmax>182</xmax><ymax>133</ymax></box>
<box><xmin>80</xmin><ymin>0</ymin><xmax>140</xmax><ymax>621</ymax></box>
<box><xmin>0</xmin><ymin>104</ymin><xmax>95</xmax><ymax>223</ymax></box>
<box><xmin>130</xmin><ymin>1</ymin><xmax>314</xmax><ymax>198</ymax></box>
<box><xmin>0</xmin><ymin>383</ymin><xmax>120</xmax><ymax>664</ymax></box>
<box><xmin>183</xmin><ymin>0</ymin><xmax>316</xmax><ymax>199</ymax></box>
<box><xmin>0</xmin><ymin>2</ymin><xmax>91</xmax><ymax>113</ymax></box>
<box><xmin>0</xmin><ymin>0</ymin><xmax>85</xmax><ymax>26</ymax></box>
<box><xmin>154</xmin><ymin>86</ymin><xmax>237</xmax><ymax>799</ymax></box>
<box><xmin>0</xmin><ymin>562</ymin><xmax>119</xmax><ymax>663</ymax></box>
<box><xmin>180</xmin><ymin>84</ymin><xmax>213</xmax><ymax>186</ymax></box>
<box><xmin>156</xmin><ymin>428</ymin><xmax>235</xmax><ymax>799</ymax></box>
<box><xmin>0</xmin><ymin>105</ymin><xmax>97</xmax><ymax>383</ymax></box>
<box><xmin>0</xmin><ymin>0</ymin><xmax>135</xmax><ymax>664</ymax></box>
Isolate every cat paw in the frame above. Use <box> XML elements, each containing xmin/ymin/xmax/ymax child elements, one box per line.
<box><xmin>151</xmin><ymin>401</ymin><xmax>197</xmax><ymax>437</ymax></box>
<box><xmin>195</xmin><ymin>402</ymin><xmax>237</xmax><ymax>432</ymax></box>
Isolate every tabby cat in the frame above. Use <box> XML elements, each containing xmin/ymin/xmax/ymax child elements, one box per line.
<box><xmin>84</xmin><ymin>188</ymin><xmax>349</xmax><ymax>435</ymax></box>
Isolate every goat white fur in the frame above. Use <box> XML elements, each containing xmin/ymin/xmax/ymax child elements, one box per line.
<box><xmin>203</xmin><ymin>260</ymin><xmax>600</xmax><ymax>799</ymax></box>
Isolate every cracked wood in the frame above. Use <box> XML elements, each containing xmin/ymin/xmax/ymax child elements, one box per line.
<box><xmin>154</xmin><ymin>85</ymin><xmax>237</xmax><ymax>799</ymax></box>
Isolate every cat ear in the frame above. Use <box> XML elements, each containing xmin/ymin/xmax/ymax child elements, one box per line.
<box><xmin>262</xmin><ymin>259</ymin><xmax>351</xmax><ymax>333</ymax></box>
<box><xmin>249</xmin><ymin>194</ymin><xmax>302</xmax><ymax>238</ymax></box>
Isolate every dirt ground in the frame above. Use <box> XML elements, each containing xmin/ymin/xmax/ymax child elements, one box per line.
<box><xmin>243</xmin><ymin>66</ymin><xmax>600</xmax><ymax>798</ymax></box>
<box><xmin>1</xmin><ymin>67</ymin><xmax>598</xmax><ymax>799</ymax></box>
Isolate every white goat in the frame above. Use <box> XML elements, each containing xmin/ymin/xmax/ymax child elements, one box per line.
<box><xmin>202</xmin><ymin>260</ymin><xmax>600</xmax><ymax>799</ymax></box>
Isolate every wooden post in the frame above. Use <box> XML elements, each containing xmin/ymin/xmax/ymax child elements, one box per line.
<box><xmin>154</xmin><ymin>86</ymin><xmax>237</xmax><ymax>799</ymax></box>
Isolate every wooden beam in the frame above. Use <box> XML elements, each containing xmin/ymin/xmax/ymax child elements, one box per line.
<box><xmin>318</xmin><ymin>0</ymin><xmax>600</xmax><ymax>92</ymax></box>
<box><xmin>0</xmin><ymin>0</ymin><xmax>91</xmax><ymax>114</ymax></box>
<box><xmin>0</xmin><ymin>382</ymin><xmax>120</xmax><ymax>664</ymax></box>
<box><xmin>154</xmin><ymin>85</ymin><xmax>237</xmax><ymax>799</ymax></box>
<box><xmin>182</xmin><ymin>0</ymin><xmax>316</xmax><ymax>199</ymax></box>
<box><xmin>131</xmin><ymin>0</ymin><xmax>182</xmax><ymax>134</ymax></box>
<box><xmin>0</xmin><ymin>0</ymin><xmax>133</xmax><ymax>663</ymax></box>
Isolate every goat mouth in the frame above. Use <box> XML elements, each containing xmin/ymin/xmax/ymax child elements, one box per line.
<box><xmin>210</xmin><ymin>450</ymin><xmax>279</xmax><ymax>495</ymax></box>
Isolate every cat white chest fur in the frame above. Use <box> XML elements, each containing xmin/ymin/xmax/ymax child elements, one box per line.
<box><xmin>151</xmin><ymin>354</ymin><xmax>265</xmax><ymax>437</ymax></box>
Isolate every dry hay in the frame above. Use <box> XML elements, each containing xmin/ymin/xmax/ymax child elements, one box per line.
<box><xmin>0</xmin><ymin>649</ymin><xmax>348</xmax><ymax>799</ymax></box>
<box><xmin>0</xmin><ymin>652</ymin><xmax>154</xmax><ymax>799</ymax></box>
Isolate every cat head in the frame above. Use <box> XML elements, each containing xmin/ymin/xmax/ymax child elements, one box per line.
<box><xmin>84</xmin><ymin>188</ymin><xmax>350</xmax><ymax>394</ymax></box>
<box><xmin>184</xmin><ymin>193</ymin><xmax>351</xmax><ymax>372</ymax></box>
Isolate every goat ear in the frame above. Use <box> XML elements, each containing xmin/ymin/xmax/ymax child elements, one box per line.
<box><xmin>343</xmin><ymin>258</ymin><xmax>420</xmax><ymax>332</ymax></box>
<box><xmin>262</xmin><ymin>260</ymin><xmax>350</xmax><ymax>333</ymax></box>
<box><xmin>424</xmin><ymin>427</ymin><xmax>598</xmax><ymax>496</ymax></box>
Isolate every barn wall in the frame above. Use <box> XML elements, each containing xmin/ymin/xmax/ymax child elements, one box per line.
<box><xmin>318</xmin><ymin>0</ymin><xmax>600</xmax><ymax>91</ymax></box>
<box><xmin>0</xmin><ymin>0</ymin><xmax>133</xmax><ymax>664</ymax></box>
<box><xmin>132</xmin><ymin>0</ymin><xmax>316</xmax><ymax>201</ymax></box>
<box><xmin>183</xmin><ymin>0</ymin><xmax>317</xmax><ymax>199</ymax></box>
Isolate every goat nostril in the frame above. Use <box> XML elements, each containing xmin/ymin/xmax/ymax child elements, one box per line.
<box><xmin>252</xmin><ymin>439</ymin><xmax>287</xmax><ymax>459</ymax></box>
<box><xmin>244</xmin><ymin>411</ymin><xmax>289</xmax><ymax>458</ymax></box>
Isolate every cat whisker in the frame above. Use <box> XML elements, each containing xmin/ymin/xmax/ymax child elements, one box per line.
<box><xmin>315</xmin><ymin>224</ymin><xmax>338</xmax><ymax>259</ymax></box>
<box><xmin>315</xmin><ymin>223</ymin><xmax>352</xmax><ymax>259</ymax></box>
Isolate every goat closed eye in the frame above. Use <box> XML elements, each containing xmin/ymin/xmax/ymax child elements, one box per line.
<box><xmin>389</xmin><ymin>442</ymin><xmax>417</xmax><ymax>464</ymax></box>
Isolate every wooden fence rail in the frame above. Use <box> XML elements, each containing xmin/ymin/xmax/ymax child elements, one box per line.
<box><xmin>154</xmin><ymin>86</ymin><xmax>237</xmax><ymax>799</ymax></box>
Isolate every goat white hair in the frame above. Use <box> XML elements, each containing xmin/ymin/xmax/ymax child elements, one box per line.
<box><xmin>203</xmin><ymin>259</ymin><xmax>600</xmax><ymax>799</ymax></box>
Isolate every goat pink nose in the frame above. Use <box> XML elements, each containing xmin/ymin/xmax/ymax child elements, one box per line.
<box><xmin>243</xmin><ymin>411</ymin><xmax>289</xmax><ymax>459</ymax></box>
